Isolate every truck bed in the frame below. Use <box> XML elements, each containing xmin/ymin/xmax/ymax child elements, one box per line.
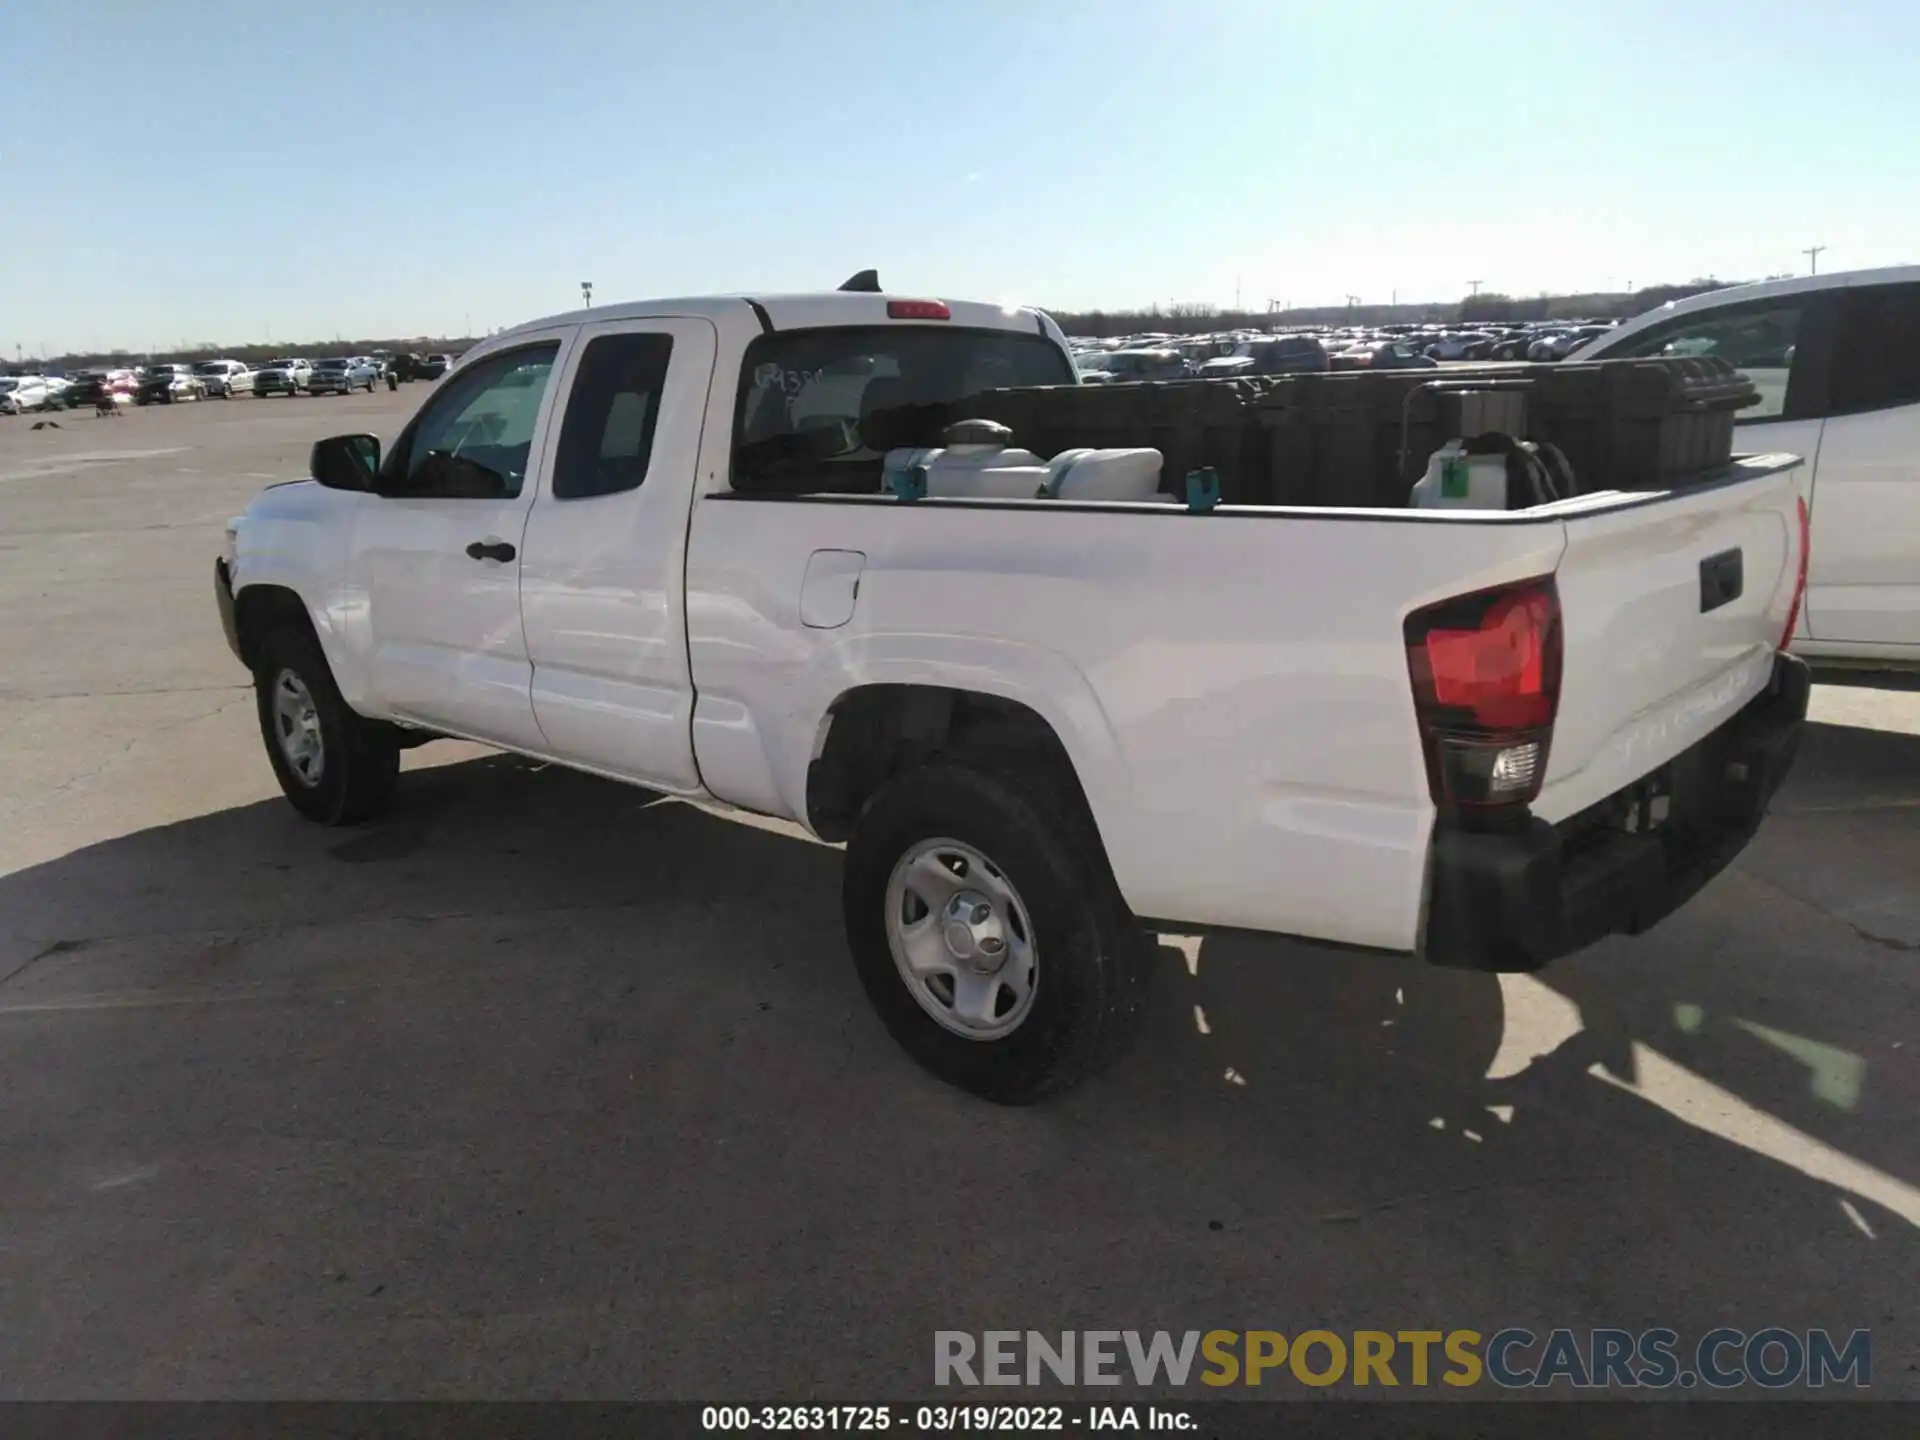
<box><xmin>685</xmin><ymin>453</ymin><xmax>1808</xmax><ymax>955</ymax></box>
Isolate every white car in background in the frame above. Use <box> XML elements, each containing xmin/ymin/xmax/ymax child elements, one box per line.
<box><xmin>195</xmin><ymin>360</ymin><xmax>255</xmax><ymax>398</ymax></box>
<box><xmin>1073</xmin><ymin>352</ymin><xmax>1116</xmax><ymax>383</ymax></box>
<box><xmin>252</xmin><ymin>358</ymin><xmax>312</xmax><ymax>396</ymax></box>
<box><xmin>0</xmin><ymin>376</ymin><xmax>62</xmax><ymax>414</ymax></box>
<box><xmin>1574</xmin><ymin>265</ymin><xmax>1920</xmax><ymax>673</ymax></box>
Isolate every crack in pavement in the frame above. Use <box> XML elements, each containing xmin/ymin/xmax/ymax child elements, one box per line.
<box><xmin>0</xmin><ymin>693</ymin><xmax>252</xmax><ymax>825</ymax></box>
<box><xmin>3</xmin><ymin>892</ymin><xmax>735</xmax><ymax>961</ymax></box>
<box><xmin>0</xmin><ymin>683</ymin><xmax>250</xmax><ymax>702</ymax></box>
<box><xmin>1318</xmin><ymin>1171</ymin><xmax>1611</xmax><ymax>1224</ymax></box>
<box><xmin>1733</xmin><ymin>862</ymin><xmax>1920</xmax><ymax>955</ymax></box>
<box><xmin>1840</xmin><ymin>919</ymin><xmax>1920</xmax><ymax>954</ymax></box>
<box><xmin>0</xmin><ymin>937</ymin><xmax>87</xmax><ymax>990</ymax></box>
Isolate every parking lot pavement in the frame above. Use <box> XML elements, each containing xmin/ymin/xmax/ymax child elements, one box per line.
<box><xmin>1</xmin><ymin>395</ymin><xmax>1916</xmax><ymax>1399</ymax></box>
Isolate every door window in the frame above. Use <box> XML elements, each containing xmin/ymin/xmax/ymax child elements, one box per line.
<box><xmin>551</xmin><ymin>332</ymin><xmax>675</xmax><ymax>499</ymax></box>
<box><xmin>1609</xmin><ymin>301</ymin><xmax>1805</xmax><ymax>420</ymax></box>
<box><xmin>382</xmin><ymin>343</ymin><xmax>560</xmax><ymax>499</ymax></box>
<box><xmin>1829</xmin><ymin>282</ymin><xmax>1920</xmax><ymax>416</ymax></box>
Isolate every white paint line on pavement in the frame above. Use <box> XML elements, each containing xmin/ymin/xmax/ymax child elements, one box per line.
<box><xmin>1590</xmin><ymin>1042</ymin><xmax>1920</xmax><ymax>1231</ymax></box>
<box><xmin>1840</xmin><ymin>1198</ymin><xmax>1877</xmax><ymax>1239</ymax></box>
<box><xmin>1486</xmin><ymin>972</ymin><xmax>1587</xmax><ymax>1080</ymax></box>
<box><xmin>92</xmin><ymin>1166</ymin><xmax>159</xmax><ymax>1191</ymax></box>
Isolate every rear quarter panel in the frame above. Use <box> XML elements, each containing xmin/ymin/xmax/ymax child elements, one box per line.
<box><xmin>687</xmin><ymin>498</ymin><xmax>1567</xmax><ymax>951</ymax></box>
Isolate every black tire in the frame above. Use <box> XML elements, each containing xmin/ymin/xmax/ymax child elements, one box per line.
<box><xmin>252</xmin><ymin>625</ymin><xmax>400</xmax><ymax>825</ymax></box>
<box><xmin>843</xmin><ymin>759</ymin><xmax>1152</xmax><ymax>1104</ymax></box>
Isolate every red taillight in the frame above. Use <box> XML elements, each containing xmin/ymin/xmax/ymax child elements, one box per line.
<box><xmin>886</xmin><ymin>299</ymin><xmax>951</xmax><ymax>321</ymax></box>
<box><xmin>1405</xmin><ymin>577</ymin><xmax>1563</xmax><ymax>810</ymax></box>
<box><xmin>1779</xmin><ymin>494</ymin><xmax>1810</xmax><ymax>650</ymax></box>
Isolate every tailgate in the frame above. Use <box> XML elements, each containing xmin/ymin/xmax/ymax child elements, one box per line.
<box><xmin>1535</xmin><ymin>455</ymin><xmax>1808</xmax><ymax>823</ymax></box>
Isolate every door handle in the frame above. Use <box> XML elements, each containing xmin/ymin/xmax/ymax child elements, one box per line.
<box><xmin>465</xmin><ymin>539</ymin><xmax>517</xmax><ymax>562</ymax></box>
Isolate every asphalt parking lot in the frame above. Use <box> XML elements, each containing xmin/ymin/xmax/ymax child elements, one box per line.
<box><xmin>1</xmin><ymin>392</ymin><xmax>1916</xmax><ymax>1400</ymax></box>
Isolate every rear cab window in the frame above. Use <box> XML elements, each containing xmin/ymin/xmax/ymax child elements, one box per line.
<box><xmin>730</xmin><ymin>326</ymin><xmax>1072</xmax><ymax>494</ymax></box>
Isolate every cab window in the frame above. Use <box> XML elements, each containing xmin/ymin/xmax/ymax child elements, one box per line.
<box><xmin>552</xmin><ymin>332</ymin><xmax>674</xmax><ymax>500</ymax></box>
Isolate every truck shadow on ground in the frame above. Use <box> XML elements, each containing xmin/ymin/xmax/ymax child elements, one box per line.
<box><xmin>0</xmin><ymin>725</ymin><xmax>1914</xmax><ymax>1396</ymax></box>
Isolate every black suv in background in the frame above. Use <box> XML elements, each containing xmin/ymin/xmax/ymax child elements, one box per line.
<box><xmin>135</xmin><ymin>364</ymin><xmax>205</xmax><ymax>404</ymax></box>
<box><xmin>64</xmin><ymin>372</ymin><xmax>110</xmax><ymax>407</ymax></box>
<box><xmin>1195</xmin><ymin>335</ymin><xmax>1331</xmax><ymax>378</ymax></box>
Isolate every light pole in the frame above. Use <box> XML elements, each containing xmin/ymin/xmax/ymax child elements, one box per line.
<box><xmin>581</xmin><ymin>281</ymin><xmax>593</xmax><ymax>308</ymax></box>
<box><xmin>1803</xmin><ymin>245</ymin><xmax>1825</xmax><ymax>276</ymax></box>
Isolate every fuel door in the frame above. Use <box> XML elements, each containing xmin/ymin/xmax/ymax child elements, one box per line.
<box><xmin>800</xmin><ymin>549</ymin><xmax>866</xmax><ymax>629</ymax></box>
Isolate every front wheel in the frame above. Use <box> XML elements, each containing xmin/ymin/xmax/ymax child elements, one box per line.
<box><xmin>253</xmin><ymin>625</ymin><xmax>400</xmax><ymax>824</ymax></box>
<box><xmin>843</xmin><ymin>760</ymin><xmax>1151</xmax><ymax>1103</ymax></box>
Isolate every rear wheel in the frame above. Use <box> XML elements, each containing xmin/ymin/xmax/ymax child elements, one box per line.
<box><xmin>843</xmin><ymin>759</ymin><xmax>1151</xmax><ymax>1103</ymax></box>
<box><xmin>253</xmin><ymin>625</ymin><xmax>400</xmax><ymax>825</ymax></box>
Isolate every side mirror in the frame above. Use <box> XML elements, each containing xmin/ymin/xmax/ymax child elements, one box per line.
<box><xmin>310</xmin><ymin>433</ymin><xmax>380</xmax><ymax>491</ymax></box>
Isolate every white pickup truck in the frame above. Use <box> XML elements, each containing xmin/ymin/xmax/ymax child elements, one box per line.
<box><xmin>1575</xmin><ymin>265</ymin><xmax>1920</xmax><ymax>676</ymax></box>
<box><xmin>216</xmin><ymin>286</ymin><xmax>1812</xmax><ymax>1102</ymax></box>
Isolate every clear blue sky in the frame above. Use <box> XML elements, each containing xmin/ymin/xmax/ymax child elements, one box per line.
<box><xmin>3</xmin><ymin>0</ymin><xmax>1915</xmax><ymax>356</ymax></box>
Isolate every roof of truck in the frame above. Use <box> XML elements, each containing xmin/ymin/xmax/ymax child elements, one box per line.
<box><xmin>1574</xmin><ymin>262</ymin><xmax>1920</xmax><ymax>360</ymax></box>
<box><xmin>494</xmin><ymin>292</ymin><xmax>1058</xmax><ymax>343</ymax></box>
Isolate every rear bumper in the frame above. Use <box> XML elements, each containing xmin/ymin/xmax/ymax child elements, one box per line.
<box><xmin>1422</xmin><ymin>652</ymin><xmax>1810</xmax><ymax>972</ymax></box>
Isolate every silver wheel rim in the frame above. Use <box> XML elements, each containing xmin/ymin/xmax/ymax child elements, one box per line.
<box><xmin>271</xmin><ymin>668</ymin><xmax>325</xmax><ymax>787</ymax></box>
<box><xmin>884</xmin><ymin>837</ymin><xmax>1038</xmax><ymax>1041</ymax></box>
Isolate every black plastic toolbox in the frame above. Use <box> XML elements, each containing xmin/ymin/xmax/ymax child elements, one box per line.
<box><xmin>1553</xmin><ymin>356</ymin><xmax>1755</xmax><ymax>490</ymax></box>
<box><xmin>1356</xmin><ymin>357</ymin><xmax>1759</xmax><ymax>495</ymax></box>
<box><xmin>947</xmin><ymin>356</ymin><xmax>1757</xmax><ymax>507</ymax></box>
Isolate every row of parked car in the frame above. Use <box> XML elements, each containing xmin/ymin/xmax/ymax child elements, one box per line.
<box><xmin>1070</xmin><ymin>333</ymin><xmax>1431</xmax><ymax>383</ymax></box>
<box><xmin>0</xmin><ymin>352</ymin><xmax>459</xmax><ymax>414</ymax></box>
<box><xmin>1066</xmin><ymin>319</ymin><xmax>1624</xmax><ymax>384</ymax></box>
